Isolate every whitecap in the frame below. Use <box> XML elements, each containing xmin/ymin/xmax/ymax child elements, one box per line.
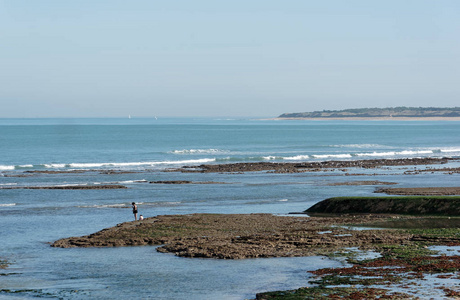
<box><xmin>0</xmin><ymin>165</ymin><xmax>15</xmax><ymax>171</ymax></box>
<box><xmin>0</xmin><ymin>203</ymin><xmax>16</xmax><ymax>207</ymax></box>
<box><xmin>117</xmin><ymin>180</ymin><xmax>148</xmax><ymax>184</ymax></box>
<box><xmin>262</xmin><ymin>156</ymin><xmax>279</xmax><ymax>160</ymax></box>
<box><xmin>312</xmin><ymin>154</ymin><xmax>353</xmax><ymax>159</ymax></box>
<box><xmin>55</xmin><ymin>183</ymin><xmax>88</xmax><ymax>187</ymax></box>
<box><xmin>284</xmin><ymin>155</ymin><xmax>310</xmax><ymax>160</ymax></box>
<box><xmin>80</xmin><ymin>203</ymin><xmax>128</xmax><ymax>209</ymax></box>
<box><xmin>398</xmin><ymin>150</ymin><xmax>432</xmax><ymax>155</ymax></box>
<box><xmin>171</xmin><ymin>149</ymin><xmax>227</xmax><ymax>154</ymax></box>
<box><xmin>18</xmin><ymin>164</ymin><xmax>34</xmax><ymax>168</ymax></box>
<box><xmin>68</xmin><ymin>158</ymin><xmax>215</xmax><ymax>169</ymax></box>
<box><xmin>356</xmin><ymin>151</ymin><xmax>397</xmax><ymax>157</ymax></box>
<box><xmin>440</xmin><ymin>148</ymin><xmax>460</xmax><ymax>153</ymax></box>
<box><xmin>44</xmin><ymin>164</ymin><xmax>67</xmax><ymax>168</ymax></box>
<box><xmin>330</xmin><ymin>144</ymin><xmax>389</xmax><ymax>149</ymax></box>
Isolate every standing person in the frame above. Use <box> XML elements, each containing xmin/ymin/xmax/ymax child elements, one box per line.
<box><xmin>132</xmin><ymin>202</ymin><xmax>138</xmax><ymax>220</ymax></box>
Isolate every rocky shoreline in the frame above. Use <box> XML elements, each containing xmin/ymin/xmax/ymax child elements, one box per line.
<box><xmin>51</xmin><ymin>213</ymin><xmax>460</xmax><ymax>259</ymax></box>
<box><xmin>376</xmin><ymin>186</ymin><xmax>460</xmax><ymax>195</ymax></box>
<box><xmin>170</xmin><ymin>157</ymin><xmax>452</xmax><ymax>173</ymax></box>
<box><xmin>306</xmin><ymin>196</ymin><xmax>460</xmax><ymax>215</ymax></box>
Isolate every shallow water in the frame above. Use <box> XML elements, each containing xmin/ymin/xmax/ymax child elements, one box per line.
<box><xmin>1</xmin><ymin>118</ymin><xmax>460</xmax><ymax>299</ymax></box>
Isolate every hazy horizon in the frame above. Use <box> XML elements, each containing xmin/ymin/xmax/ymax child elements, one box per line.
<box><xmin>1</xmin><ymin>1</ymin><xmax>459</xmax><ymax>118</ymax></box>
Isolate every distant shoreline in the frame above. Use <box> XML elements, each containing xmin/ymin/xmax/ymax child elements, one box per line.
<box><xmin>272</xmin><ymin>117</ymin><xmax>460</xmax><ymax>121</ymax></box>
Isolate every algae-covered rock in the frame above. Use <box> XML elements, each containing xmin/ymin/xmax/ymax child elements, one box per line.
<box><xmin>306</xmin><ymin>196</ymin><xmax>460</xmax><ymax>216</ymax></box>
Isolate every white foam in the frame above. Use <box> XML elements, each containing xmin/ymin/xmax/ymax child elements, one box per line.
<box><xmin>0</xmin><ymin>203</ymin><xmax>16</xmax><ymax>207</ymax></box>
<box><xmin>312</xmin><ymin>154</ymin><xmax>353</xmax><ymax>159</ymax></box>
<box><xmin>331</xmin><ymin>144</ymin><xmax>388</xmax><ymax>149</ymax></box>
<box><xmin>81</xmin><ymin>203</ymin><xmax>128</xmax><ymax>208</ymax></box>
<box><xmin>44</xmin><ymin>164</ymin><xmax>67</xmax><ymax>168</ymax></box>
<box><xmin>171</xmin><ymin>149</ymin><xmax>227</xmax><ymax>154</ymax></box>
<box><xmin>68</xmin><ymin>158</ymin><xmax>215</xmax><ymax>169</ymax></box>
<box><xmin>399</xmin><ymin>150</ymin><xmax>432</xmax><ymax>155</ymax></box>
<box><xmin>0</xmin><ymin>183</ymin><xmax>17</xmax><ymax>186</ymax></box>
<box><xmin>278</xmin><ymin>199</ymin><xmax>288</xmax><ymax>202</ymax></box>
<box><xmin>118</xmin><ymin>180</ymin><xmax>148</xmax><ymax>184</ymax></box>
<box><xmin>440</xmin><ymin>148</ymin><xmax>460</xmax><ymax>153</ymax></box>
<box><xmin>284</xmin><ymin>155</ymin><xmax>310</xmax><ymax>160</ymax></box>
<box><xmin>356</xmin><ymin>151</ymin><xmax>397</xmax><ymax>157</ymax></box>
<box><xmin>262</xmin><ymin>156</ymin><xmax>278</xmax><ymax>160</ymax></box>
<box><xmin>0</xmin><ymin>165</ymin><xmax>15</xmax><ymax>171</ymax></box>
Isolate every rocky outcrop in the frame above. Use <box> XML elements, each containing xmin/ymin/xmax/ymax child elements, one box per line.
<box><xmin>51</xmin><ymin>214</ymin><xmax>415</xmax><ymax>259</ymax></box>
<box><xmin>171</xmin><ymin>158</ymin><xmax>451</xmax><ymax>173</ymax></box>
<box><xmin>306</xmin><ymin>196</ymin><xmax>460</xmax><ymax>215</ymax></box>
<box><xmin>376</xmin><ymin>187</ymin><xmax>460</xmax><ymax>195</ymax></box>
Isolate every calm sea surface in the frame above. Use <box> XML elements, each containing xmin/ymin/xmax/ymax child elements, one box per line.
<box><xmin>1</xmin><ymin>118</ymin><xmax>460</xmax><ymax>299</ymax></box>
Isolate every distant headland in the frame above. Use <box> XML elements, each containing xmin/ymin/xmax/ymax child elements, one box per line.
<box><xmin>277</xmin><ymin>107</ymin><xmax>460</xmax><ymax>120</ymax></box>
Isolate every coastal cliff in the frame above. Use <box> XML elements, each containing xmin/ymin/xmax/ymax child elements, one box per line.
<box><xmin>279</xmin><ymin>107</ymin><xmax>460</xmax><ymax>119</ymax></box>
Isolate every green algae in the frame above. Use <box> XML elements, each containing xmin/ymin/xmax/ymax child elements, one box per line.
<box><xmin>256</xmin><ymin>287</ymin><xmax>415</xmax><ymax>300</ymax></box>
<box><xmin>306</xmin><ymin>196</ymin><xmax>460</xmax><ymax>215</ymax></box>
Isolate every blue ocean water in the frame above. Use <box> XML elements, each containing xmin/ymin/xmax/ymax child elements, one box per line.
<box><xmin>1</xmin><ymin>118</ymin><xmax>460</xmax><ymax>299</ymax></box>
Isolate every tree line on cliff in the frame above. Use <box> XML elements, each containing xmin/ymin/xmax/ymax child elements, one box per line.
<box><xmin>279</xmin><ymin>107</ymin><xmax>460</xmax><ymax>118</ymax></box>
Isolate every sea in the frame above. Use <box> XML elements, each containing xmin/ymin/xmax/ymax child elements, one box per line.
<box><xmin>1</xmin><ymin>117</ymin><xmax>460</xmax><ymax>299</ymax></box>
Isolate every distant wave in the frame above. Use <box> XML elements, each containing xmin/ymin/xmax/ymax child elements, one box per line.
<box><xmin>0</xmin><ymin>203</ymin><xmax>16</xmax><ymax>207</ymax></box>
<box><xmin>79</xmin><ymin>201</ymin><xmax>181</xmax><ymax>209</ymax></box>
<box><xmin>171</xmin><ymin>149</ymin><xmax>229</xmax><ymax>154</ymax></box>
<box><xmin>69</xmin><ymin>159</ymin><xmax>216</xmax><ymax>168</ymax></box>
<box><xmin>441</xmin><ymin>148</ymin><xmax>460</xmax><ymax>153</ymax></box>
<box><xmin>330</xmin><ymin>144</ymin><xmax>390</xmax><ymax>149</ymax></box>
<box><xmin>0</xmin><ymin>165</ymin><xmax>15</xmax><ymax>171</ymax></box>
<box><xmin>312</xmin><ymin>154</ymin><xmax>353</xmax><ymax>159</ymax></box>
<box><xmin>0</xmin><ymin>158</ymin><xmax>216</xmax><ymax>171</ymax></box>
<box><xmin>1</xmin><ymin>147</ymin><xmax>460</xmax><ymax>172</ymax></box>
<box><xmin>94</xmin><ymin>180</ymin><xmax>148</xmax><ymax>185</ymax></box>
<box><xmin>356</xmin><ymin>150</ymin><xmax>436</xmax><ymax>157</ymax></box>
<box><xmin>215</xmin><ymin>147</ymin><xmax>460</xmax><ymax>162</ymax></box>
<box><xmin>283</xmin><ymin>155</ymin><xmax>310</xmax><ymax>160</ymax></box>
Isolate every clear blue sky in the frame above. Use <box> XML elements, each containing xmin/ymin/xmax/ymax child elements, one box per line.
<box><xmin>1</xmin><ymin>0</ymin><xmax>459</xmax><ymax>118</ymax></box>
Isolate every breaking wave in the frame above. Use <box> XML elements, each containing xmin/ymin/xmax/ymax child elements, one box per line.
<box><xmin>171</xmin><ymin>149</ymin><xmax>229</xmax><ymax>154</ymax></box>
<box><xmin>1</xmin><ymin>147</ymin><xmax>459</xmax><ymax>172</ymax></box>
<box><xmin>79</xmin><ymin>201</ymin><xmax>182</xmax><ymax>209</ymax></box>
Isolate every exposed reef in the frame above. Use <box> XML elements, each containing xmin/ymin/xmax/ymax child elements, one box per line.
<box><xmin>376</xmin><ymin>187</ymin><xmax>460</xmax><ymax>195</ymax></box>
<box><xmin>170</xmin><ymin>158</ymin><xmax>452</xmax><ymax>173</ymax></box>
<box><xmin>306</xmin><ymin>196</ymin><xmax>460</xmax><ymax>215</ymax></box>
<box><xmin>51</xmin><ymin>213</ymin><xmax>460</xmax><ymax>259</ymax></box>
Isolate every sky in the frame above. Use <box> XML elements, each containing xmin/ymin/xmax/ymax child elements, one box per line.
<box><xmin>1</xmin><ymin>0</ymin><xmax>459</xmax><ymax>118</ymax></box>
